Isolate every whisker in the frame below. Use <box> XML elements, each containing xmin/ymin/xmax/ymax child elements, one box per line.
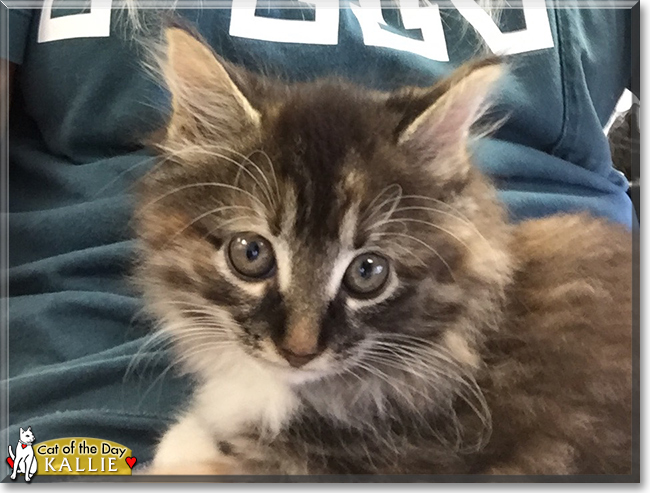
<box><xmin>168</xmin><ymin>145</ymin><xmax>277</xmax><ymax>209</ymax></box>
<box><xmin>395</xmin><ymin>196</ymin><xmax>498</xmax><ymax>255</ymax></box>
<box><xmin>247</xmin><ymin>149</ymin><xmax>281</xmax><ymax>207</ymax></box>
<box><xmin>373</xmin><ymin>238</ymin><xmax>427</xmax><ymax>267</ymax></box>
<box><xmin>133</xmin><ymin>341</ymin><xmax>239</xmax><ymax>409</ymax></box>
<box><xmin>190</xmin><ymin>215</ymin><xmax>264</xmax><ymax>248</ymax></box>
<box><xmin>361</xmin><ymin>350</ymin><xmax>490</xmax><ymax>450</ymax></box>
<box><xmin>92</xmin><ymin>142</ymin><xmax>226</xmax><ymax>199</ymax></box>
<box><xmin>161</xmin><ymin>205</ymin><xmax>258</xmax><ymax>248</ymax></box>
<box><xmin>369</xmin><ymin>232</ymin><xmax>457</xmax><ymax>282</ymax></box>
<box><xmin>353</xmin><ymin>357</ymin><xmax>458</xmax><ymax>449</ymax></box>
<box><xmin>364</xmin><ymin>335</ymin><xmax>491</xmax><ymax>441</ymax></box>
<box><xmin>371</xmin><ymin>218</ymin><xmax>475</xmax><ymax>257</ymax></box>
<box><xmin>92</xmin><ymin>154</ymin><xmax>159</xmax><ymax>198</ymax></box>
<box><xmin>361</xmin><ymin>184</ymin><xmax>403</xmax><ymax>228</ymax></box>
<box><xmin>135</xmin><ymin>182</ymin><xmax>268</xmax><ymax>216</ymax></box>
<box><xmin>397</xmin><ymin>195</ymin><xmax>475</xmax><ymax>224</ymax></box>
<box><xmin>390</xmin><ymin>205</ymin><xmax>472</xmax><ymax>228</ymax></box>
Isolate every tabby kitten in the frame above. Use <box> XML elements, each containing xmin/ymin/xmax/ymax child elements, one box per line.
<box><xmin>134</xmin><ymin>27</ymin><xmax>633</xmax><ymax>476</ymax></box>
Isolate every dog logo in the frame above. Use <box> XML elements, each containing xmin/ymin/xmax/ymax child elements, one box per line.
<box><xmin>7</xmin><ymin>426</ymin><xmax>38</xmax><ymax>482</ymax></box>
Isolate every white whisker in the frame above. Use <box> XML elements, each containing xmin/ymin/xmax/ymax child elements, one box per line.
<box><xmin>136</xmin><ymin>182</ymin><xmax>268</xmax><ymax>216</ymax></box>
<box><xmin>161</xmin><ymin>205</ymin><xmax>258</xmax><ymax>248</ymax></box>
<box><xmin>369</xmin><ymin>232</ymin><xmax>457</xmax><ymax>282</ymax></box>
<box><xmin>361</xmin><ymin>184</ymin><xmax>403</xmax><ymax>229</ymax></box>
<box><xmin>248</xmin><ymin>149</ymin><xmax>281</xmax><ymax>207</ymax></box>
<box><xmin>169</xmin><ymin>145</ymin><xmax>277</xmax><ymax>210</ymax></box>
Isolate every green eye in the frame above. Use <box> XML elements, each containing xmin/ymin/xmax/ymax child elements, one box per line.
<box><xmin>227</xmin><ymin>233</ymin><xmax>276</xmax><ymax>280</ymax></box>
<box><xmin>343</xmin><ymin>253</ymin><xmax>390</xmax><ymax>298</ymax></box>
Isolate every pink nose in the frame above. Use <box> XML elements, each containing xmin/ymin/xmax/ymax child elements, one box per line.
<box><xmin>278</xmin><ymin>347</ymin><xmax>320</xmax><ymax>368</ymax></box>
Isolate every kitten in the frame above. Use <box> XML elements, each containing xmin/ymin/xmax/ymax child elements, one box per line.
<box><xmin>134</xmin><ymin>27</ymin><xmax>633</xmax><ymax>476</ymax></box>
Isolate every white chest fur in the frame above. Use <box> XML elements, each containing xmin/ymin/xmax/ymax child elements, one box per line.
<box><xmin>152</xmin><ymin>348</ymin><xmax>299</xmax><ymax>472</ymax></box>
<box><xmin>194</xmin><ymin>349</ymin><xmax>299</xmax><ymax>438</ymax></box>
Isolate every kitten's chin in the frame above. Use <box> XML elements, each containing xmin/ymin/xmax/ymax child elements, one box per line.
<box><xmin>282</xmin><ymin>368</ymin><xmax>331</xmax><ymax>385</ymax></box>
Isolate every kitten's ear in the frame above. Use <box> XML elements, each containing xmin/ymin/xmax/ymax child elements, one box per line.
<box><xmin>159</xmin><ymin>27</ymin><xmax>261</xmax><ymax>155</ymax></box>
<box><xmin>396</xmin><ymin>59</ymin><xmax>503</xmax><ymax>182</ymax></box>
<box><xmin>20</xmin><ymin>428</ymin><xmax>24</xmax><ymax>433</ymax></box>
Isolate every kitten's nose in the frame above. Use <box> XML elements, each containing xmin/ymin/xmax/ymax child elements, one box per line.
<box><xmin>278</xmin><ymin>347</ymin><xmax>319</xmax><ymax>368</ymax></box>
<box><xmin>278</xmin><ymin>316</ymin><xmax>322</xmax><ymax>368</ymax></box>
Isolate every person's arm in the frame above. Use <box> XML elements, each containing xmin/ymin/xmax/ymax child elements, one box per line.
<box><xmin>1</xmin><ymin>61</ymin><xmax>15</xmax><ymax>140</ymax></box>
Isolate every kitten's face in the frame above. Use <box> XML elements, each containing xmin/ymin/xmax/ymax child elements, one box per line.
<box><xmin>136</xmin><ymin>29</ymin><xmax>512</xmax><ymax>387</ymax></box>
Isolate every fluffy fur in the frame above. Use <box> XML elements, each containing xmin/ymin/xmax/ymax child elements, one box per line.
<box><xmin>134</xmin><ymin>27</ymin><xmax>633</xmax><ymax>476</ymax></box>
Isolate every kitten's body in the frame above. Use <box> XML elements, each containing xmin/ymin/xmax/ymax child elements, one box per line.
<box><xmin>148</xmin><ymin>215</ymin><xmax>632</xmax><ymax>476</ymax></box>
<box><xmin>136</xmin><ymin>28</ymin><xmax>633</xmax><ymax>476</ymax></box>
<box><xmin>481</xmin><ymin>216</ymin><xmax>632</xmax><ymax>475</ymax></box>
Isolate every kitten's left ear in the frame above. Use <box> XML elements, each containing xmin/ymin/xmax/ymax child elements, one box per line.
<box><xmin>396</xmin><ymin>59</ymin><xmax>504</xmax><ymax>182</ymax></box>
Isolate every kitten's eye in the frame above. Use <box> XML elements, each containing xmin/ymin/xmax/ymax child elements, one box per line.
<box><xmin>228</xmin><ymin>233</ymin><xmax>276</xmax><ymax>280</ymax></box>
<box><xmin>343</xmin><ymin>253</ymin><xmax>390</xmax><ymax>298</ymax></box>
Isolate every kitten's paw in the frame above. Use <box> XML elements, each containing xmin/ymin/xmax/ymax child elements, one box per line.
<box><xmin>151</xmin><ymin>413</ymin><xmax>240</xmax><ymax>476</ymax></box>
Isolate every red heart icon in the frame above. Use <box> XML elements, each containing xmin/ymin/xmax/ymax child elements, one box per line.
<box><xmin>6</xmin><ymin>457</ymin><xmax>14</xmax><ymax>469</ymax></box>
<box><xmin>21</xmin><ymin>444</ymin><xmax>26</xmax><ymax>449</ymax></box>
<box><xmin>125</xmin><ymin>457</ymin><xmax>137</xmax><ymax>469</ymax></box>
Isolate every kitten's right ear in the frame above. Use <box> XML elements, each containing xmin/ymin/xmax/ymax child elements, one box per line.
<box><xmin>158</xmin><ymin>27</ymin><xmax>261</xmax><ymax>157</ymax></box>
<box><xmin>19</xmin><ymin>427</ymin><xmax>24</xmax><ymax>433</ymax></box>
